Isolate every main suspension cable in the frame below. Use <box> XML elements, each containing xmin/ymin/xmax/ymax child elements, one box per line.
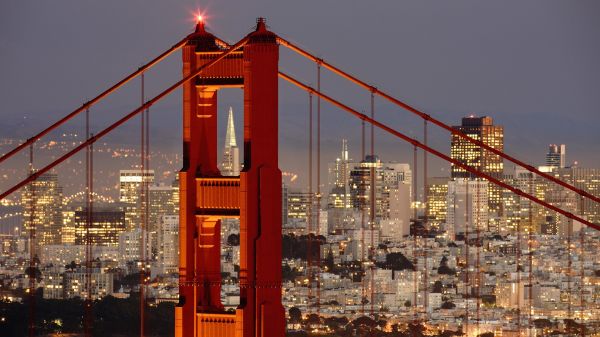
<box><xmin>276</xmin><ymin>36</ymin><xmax>600</xmax><ymax>206</ymax></box>
<box><xmin>0</xmin><ymin>37</ymin><xmax>249</xmax><ymax>201</ymax></box>
<box><xmin>0</xmin><ymin>34</ymin><xmax>192</xmax><ymax>166</ymax></box>
<box><xmin>277</xmin><ymin>72</ymin><xmax>599</xmax><ymax>232</ymax></box>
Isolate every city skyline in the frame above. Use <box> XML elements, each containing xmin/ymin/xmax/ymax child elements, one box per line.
<box><xmin>1</xmin><ymin>1</ymin><xmax>599</xmax><ymax>187</ymax></box>
<box><xmin>1</xmin><ymin>3</ymin><xmax>599</xmax><ymax>337</ymax></box>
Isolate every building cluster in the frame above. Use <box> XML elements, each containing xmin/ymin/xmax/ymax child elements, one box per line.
<box><xmin>1</xmin><ymin>112</ymin><xmax>599</xmax><ymax>336</ymax></box>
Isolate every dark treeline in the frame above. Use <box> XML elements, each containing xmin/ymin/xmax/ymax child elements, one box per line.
<box><xmin>282</xmin><ymin>234</ymin><xmax>326</xmax><ymax>261</ymax></box>
<box><xmin>0</xmin><ymin>289</ymin><xmax>174</xmax><ymax>336</ymax></box>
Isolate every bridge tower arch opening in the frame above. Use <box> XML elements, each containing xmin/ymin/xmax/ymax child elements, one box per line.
<box><xmin>176</xmin><ymin>18</ymin><xmax>285</xmax><ymax>337</ymax></box>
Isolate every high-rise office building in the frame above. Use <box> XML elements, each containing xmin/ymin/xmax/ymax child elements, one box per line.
<box><xmin>450</xmin><ymin>116</ymin><xmax>503</xmax><ymax>233</ymax></box>
<box><xmin>426</xmin><ymin>177</ymin><xmax>449</xmax><ymax>232</ymax></box>
<box><xmin>501</xmin><ymin>167</ymin><xmax>535</xmax><ymax>235</ymax></box>
<box><xmin>73</xmin><ymin>206</ymin><xmax>126</xmax><ymax>246</ymax></box>
<box><xmin>348</xmin><ymin>155</ymin><xmax>411</xmax><ymax>221</ymax></box>
<box><xmin>21</xmin><ymin>173</ymin><xmax>63</xmax><ymax>251</ymax></box>
<box><xmin>546</xmin><ymin>144</ymin><xmax>566</xmax><ymax>169</ymax></box>
<box><xmin>158</xmin><ymin>215</ymin><xmax>179</xmax><ymax>274</ymax></box>
<box><xmin>148</xmin><ymin>182</ymin><xmax>178</xmax><ymax>233</ymax></box>
<box><xmin>119</xmin><ymin>169</ymin><xmax>155</xmax><ymax>230</ymax></box>
<box><xmin>286</xmin><ymin>189</ymin><xmax>317</xmax><ymax>230</ymax></box>
<box><xmin>221</xmin><ymin>107</ymin><xmax>240</xmax><ymax>176</ymax></box>
<box><xmin>446</xmin><ymin>179</ymin><xmax>488</xmax><ymax>239</ymax></box>
<box><xmin>549</xmin><ymin>167</ymin><xmax>600</xmax><ymax>230</ymax></box>
<box><xmin>327</xmin><ymin>140</ymin><xmax>353</xmax><ymax>233</ymax></box>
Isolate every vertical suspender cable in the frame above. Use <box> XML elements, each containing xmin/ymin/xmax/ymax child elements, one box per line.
<box><xmin>307</xmin><ymin>92</ymin><xmax>313</xmax><ymax>308</ymax></box>
<box><xmin>361</xmin><ymin>118</ymin><xmax>366</xmax><ymax>315</ymax></box>
<box><xmin>423</xmin><ymin>120</ymin><xmax>428</xmax><ymax>313</ymax></box>
<box><xmin>413</xmin><ymin>144</ymin><xmax>418</xmax><ymax>316</ymax></box>
<box><xmin>528</xmin><ymin>175</ymin><xmax>534</xmax><ymax>336</ymax></box>
<box><xmin>85</xmin><ymin>106</ymin><xmax>93</xmax><ymax>337</ymax></box>
<box><xmin>465</xmin><ymin>180</ymin><xmax>470</xmax><ymax>334</ymax></box>
<box><xmin>316</xmin><ymin>63</ymin><xmax>321</xmax><ymax>314</ymax></box>
<box><xmin>145</xmin><ymin>76</ymin><xmax>151</xmax><ymax>315</ymax></box>
<box><xmin>369</xmin><ymin>92</ymin><xmax>375</xmax><ymax>318</ymax></box>
<box><xmin>580</xmin><ymin>195</ymin><xmax>586</xmax><ymax>336</ymax></box>
<box><xmin>517</xmin><ymin>187</ymin><xmax>522</xmax><ymax>332</ymax></box>
<box><xmin>476</xmin><ymin>180</ymin><xmax>480</xmax><ymax>333</ymax></box>
<box><xmin>567</xmin><ymin>212</ymin><xmax>572</xmax><ymax>321</ymax></box>
<box><xmin>140</xmin><ymin>71</ymin><xmax>146</xmax><ymax>337</ymax></box>
<box><xmin>28</xmin><ymin>143</ymin><xmax>35</xmax><ymax>337</ymax></box>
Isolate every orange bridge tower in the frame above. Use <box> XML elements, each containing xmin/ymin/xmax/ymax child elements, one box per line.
<box><xmin>175</xmin><ymin>18</ymin><xmax>285</xmax><ymax>337</ymax></box>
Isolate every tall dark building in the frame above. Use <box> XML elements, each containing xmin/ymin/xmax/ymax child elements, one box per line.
<box><xmin>546</xmin><ymin>144</ymin><xmax>566</xmax><ymax>168</ymax></box>
<box><xmin>450</xmin><ymin>116</ymin><xmax>504</xmax><ymax>232</ymax></box>
<box><xmin>74</xmin><ymin>207</ymin><xmax>126</xmax><ymax>246</ymax></box>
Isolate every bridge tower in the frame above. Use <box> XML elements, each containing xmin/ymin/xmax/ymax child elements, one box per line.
<box><xmin>175</xmin><ymin>18</ymin><xmax>285</xmax><ymax>337</ymax></box>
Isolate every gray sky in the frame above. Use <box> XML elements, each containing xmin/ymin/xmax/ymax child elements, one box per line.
<box><xmin>1</xmin><ymin>0</ymin><xmax>599</xmax><ymax>189</ymax></box>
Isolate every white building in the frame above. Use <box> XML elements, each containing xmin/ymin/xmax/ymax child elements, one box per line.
<box><xmin>447</xmin><ymin>179</ymin><xmax>489</xmax><ymax>239</ymax></box>
<box><xmin>158</xmin><ymin>215</ymin><xmax>179</xmax><ymax>274</ymax></box>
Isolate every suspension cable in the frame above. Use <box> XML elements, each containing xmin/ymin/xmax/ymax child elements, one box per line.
<box><xmin>140</xmin><ymin>71</ymin><xmax>147</xmax><ymax>337</ymax></box>
<box><xmin>465</xmin><ymin>180</ymin><xmax>470</xmax><ymax>334</ymax></box>
<box><xmin>580</xmin><ymin>195</ymin><xmax>585</xmax><ymax>334</ymax></box>
<box><xmin>276</xmin><ymin>36</ymin><xmax>600</xmax><ymax>206</ymax></box>
<box><xmin>0</xmin><ymin>37</ymin><xmax>249</xmax><ymax>201</ymax></box>
<box><xmin>361</xmin><ymin>118</ymin><xmax>366</xmax><ymax>315</ymax></box>
<box><xmin>27</xmin><ymin>143</ymin><xmax>35</xmax><ymax>337</ymax></box>
<box><xmin>85</xmin><ymin>106</ymin><xmax>93</xmax><ymax>337</ymax></box>
<box><xmin>0</xmin><ymin>35</ymin><xmax>192</xmax><ymax>166</ymax></box>
<box><xmin>316</xmin><ymin>62</ymin><xmax>321</xmax><ymax>314</ymax></box>
<box><xmin>528</xmin><ymin>174</ymin><xmax>534</xmax><ymax>336</ymax></box>
<box><xmin>277</xmin><ymin>72</ymin><xmax>599</xmax><ymax>232</ymax></box>
<box><xmin>369</xmin><ymin>92</ymin><xmax>375</xmax><ymax>318</ymax></box>
<box><xmin>413</xmin><ymin>144</ymin><xmax>418</xmax><ymax>317</ymax></box>
<box><xmin>423</xmin><ymin>119</ymin><xmax>428</xmax><ymax>315</ymax></box>
<box><xmin>307</xmin><ymin>91</ymin><xmax>314</xmax><ymax>308</ymax></box>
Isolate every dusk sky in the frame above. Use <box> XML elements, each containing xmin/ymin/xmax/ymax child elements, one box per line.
<box><xmin>1</xmin><ymin>1</ymin><xmax>599</xmax><ymax>188</ymax></box>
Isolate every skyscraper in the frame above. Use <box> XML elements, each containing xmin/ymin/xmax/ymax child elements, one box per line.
<box><xmin>426</xmin><ymin>177</ymin><xmax>449</xmax><ymax>232</ymax></box>
<box><xmin>450</xmin><ymin>116</ymin><xmax>503</xmax><ymax>233</ymax></box>
<box><xmin>21</xmin><ymin>173</ymin><xmax>63</xmax><ymax>251</ymax></box>
<box><xmin>546</xmin><ymin>144</ymin><xmax>566</xmax><ymax>169</ymax></box>
<box><xmin>221</xmin><ymin>107</ymin><xmax>240</xmax><ymax>176</ymax></box>
<box><xmin>73</xmin><ymin>206</ymin><xmax>126</xmax><ymax>246</ymax></box>
<box><xmin>119</xmin><ymin>169</ymin><xmax>155</xmax><ymax>230</ymax></box>
<box><xmin>446</xmin><ymin>179</ymin><xmax>488</xmax><ymax>239</ymax></box>
<box><xmin>348</xmin><ymin>155</ymin><xmax>412</xmax><ymax>222</ymax></box>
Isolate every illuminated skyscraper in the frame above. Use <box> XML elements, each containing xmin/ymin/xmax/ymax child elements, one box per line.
<box><xmin>446</xmin><ymin>179</ymin><xmax>488</xmax><ymax>239</ymax></box>
<box><xmin>119</xmin><ymin>169</ymin><xmax>155</xmax><ymax>230</ymax></box>
<box><xmin>546</xmin><ymin>144</ymin><xmax>566</xmax><ymax>169</ymax></box>
<box><xmin>327</xmin><ymin>139</ymin><xmax>353</xmax><ymax>233</ymax></box>
<box><xmin>221</xmin><ymin>107</ymin><xmax>240</xmax><ymax>176</ymax></box>
<box><xmin>21</xmin><ymin>173</ymin><xmax>63</xmax><ymax>251</ymax></box>
<box><xmin>426</xmin><ymin>177</ymin><xmax>449</xmax><ymax>232</ymax></box>
<box><xmin>148</xmin><ymin>181</ymin><xmax>178</xmax><ymax>233</ymax></box>
<box><xmin>73</xmin><ymin>206</ymin><xmax>126</xmax><ymax>246</ymax></box>
<box><xmin>450</xmin><ymin>116</ymin><xmax>503</xmax><ymax>233</ymax></box>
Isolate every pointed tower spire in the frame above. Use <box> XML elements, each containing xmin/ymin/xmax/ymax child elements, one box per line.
<box><xmin>225</xmin><ymin>107</ymin><xmax>237</xmax><ymax>148</ymax></box>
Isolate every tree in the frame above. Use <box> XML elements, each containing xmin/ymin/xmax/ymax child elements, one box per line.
<box><xmin>24</xmin><ymin>266</ymin><xmax>41</xmax><ymax>282</ymax></box>
<box><xmin>441</xmin><ymin>301</ymin><xmax>456</xmax><ymax>309</ymax></box>
<box><xmin>378</xmin><ymin>252</ymin><xmax>414</xmax><ymax>271</ymax></box>
<box><xmin>324</xmin><ymin>249</ymin><xmax>335</xmax><ymax>272</ymax></box>
<box><xmin>288</xmin><ymin>307</ymin><xmax>302</xmax><ymax>323</ymax></box>
<box><xmin>227</xmin><ymin>233</ymin><xmax>240</xmax><ymax>246</ymax></box>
